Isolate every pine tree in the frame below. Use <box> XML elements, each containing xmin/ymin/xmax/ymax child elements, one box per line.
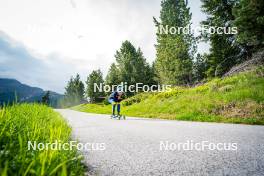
<box><xmin>154</xmin><ymin>0</ymin><xmax>195</xmax><ymax>85</ymax></box>
<box><xmin>64</xmin><ymin>77</ymin><xmax>76</xmax><ymax>103</ymax></box>
<box><xmin>41</xmin><ymin>91</ymin><xmax>50</xmax><ymax>105</ymax></box>
<box><xmin>135</xmin><ymin>48</ymin><xmax>149</xmax><ymax>84</ymax></box>
<box><xmin>64</xmin><ymin>74</ymin><xmax>85</xmax><ymax>106</ymax></box>
<box><xmin>233</xmin><ymin>0</ymin><xmax>264</xmax><ymax>54</ymax></box>
<box><xmin>106</xmin><ymin>41</ymin><xmax>156</xmax><ymax>95</ymax></box>
<box><xmin>73</xmin><ymin>74</ymin><xmax>85</xmax><ymax>102</ymax></box>
<box><xmin>114</xmin><ymin>41</ymin><xmax>150</xmax><ymax>85</ymax></box>
<box><xmin>144</xmin><ymin>62</ymin><xmax>157</xmax><ymax>86</ymax></box>
<box><xmin>201</xmin><ymin>0</ymin><xmax>242</xmax><ymax>77</ymax></box>
<box><xmin>86</xmin><ymin>70</ymin><xmax>105</xmax><ymax>103</ymax></box>
<box><xmin>193</xmin><ymin>54</ymin><xmax>208</xmax><ymax>82</ymax></box>
<box><xmin>105</xmin><ymin>63</ymin><xmax>120</xmax><ymax>86</ymax></box>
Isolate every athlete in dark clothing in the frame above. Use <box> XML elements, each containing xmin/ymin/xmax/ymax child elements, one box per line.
<box><xmin>108</xmin><ymin>90</ymin><xmax>123</xmax><ymax>116</ymax></box>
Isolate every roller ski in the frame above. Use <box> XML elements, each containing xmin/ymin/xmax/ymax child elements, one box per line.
<box><xmin>110</xmin><ymin>114</ymin><xmax>126</xmax><ymax>120</ymax></box>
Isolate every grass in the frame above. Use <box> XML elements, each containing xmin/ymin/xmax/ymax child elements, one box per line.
<box><xmin>0</xmin><ymin>103</ymin><xmax>85</xmax><ymax>175</ymax></box>
<box><xmin>72</xmin><ymin>68</ymin><xmax>264</xmax><ymax>125</ymax></box>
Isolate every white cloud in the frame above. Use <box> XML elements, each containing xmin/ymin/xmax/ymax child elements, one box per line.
<box><xmin>0</xmin><ymin>0</ymin><xmax>209</xmax><ymax>92</ymax></box>
<box><xmin>0</xmin><ymin>0</ymin><xmax>160</xmax><ymax>63</ymax></box>
<box><xmin>0</xmin><ymin>31</ymin><xmax>89</xmax><ymax>93</ymax></box>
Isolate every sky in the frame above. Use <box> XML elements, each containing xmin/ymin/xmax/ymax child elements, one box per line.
<box><xmin>0</xmin><ymin>0</ymin><xmax>208</xmax><ymax>93</ymax></box>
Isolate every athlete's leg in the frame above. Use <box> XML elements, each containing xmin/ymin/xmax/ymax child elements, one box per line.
<box><xmin>112</xmin><ymin>104</ymin><xmax>116</xmax><ymax>115</ymax></box>
<box><xmin>117</xmin><ymin>103</ymin><xmax>120</xmax><ymax>115</ymax></box>
<box><xmin>108</xmin><ymin>99</ymin><xmax>116</xmax><ymax>115</ymax></box>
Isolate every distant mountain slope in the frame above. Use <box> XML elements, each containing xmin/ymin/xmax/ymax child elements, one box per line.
<box><xmin>0</xmin><ymin>78</ymin><xmax>62</xmax><ymax>107</ymax></box>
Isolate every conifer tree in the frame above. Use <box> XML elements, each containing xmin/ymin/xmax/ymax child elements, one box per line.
<box><xmin>105</xmin><ymin>63</ymin><xmax>120</xmax><ymax>86</ymax></box>
<box><xmin>86</xmin><ymin>70</ymin><xmax>105</xmax><ymax>102</ymax></box>
<box><xmin>64</xmin><ymin>74</ymin><xmax>84</xmax><ymax>106</ymax></box>
<box><xmin>114</xmin><ymin>41</ymin><xmax>150</xmax><ymax>85</ymax></box>
<box><xmin>233</xmin><ymin>0</ymin><xmax>264</xmax><ymax>53</ymax></box>
<box><xmin>201</xmin><ymin>0</ymin><xmax>242</xmax><ymax>77</ymax></box>
<box><xmin>41</xmin><ymin>91</ymin><xmax>50</xmax><ymax>105</ymax></box>
<box><xmin>154</xmin><ymin>0</ymin><xmax>195</xmax><ymax>85</ymax></box>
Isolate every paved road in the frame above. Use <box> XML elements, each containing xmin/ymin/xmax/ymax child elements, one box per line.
<box><xmin>56</xmin><ymin>109</ymin><xmax>264</xmax><ymax>176</ymax></box>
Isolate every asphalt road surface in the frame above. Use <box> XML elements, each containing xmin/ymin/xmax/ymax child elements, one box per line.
<box><xmin>56</xmin><ymin>109</ymin><xmax>264</xmax><ymax>176</ymax></box>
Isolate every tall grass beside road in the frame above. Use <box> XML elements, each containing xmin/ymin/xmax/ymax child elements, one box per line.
<box><xmin>0</xmin><ymin>104</ymin><xmax>85</xmax><ymax>175</ymax></box>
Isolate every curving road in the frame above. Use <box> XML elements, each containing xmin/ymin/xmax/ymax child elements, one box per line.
<box><xmin>56</xmin><ymin>109</ymin><xmax>264</xmax><ymax>176</ymax></box>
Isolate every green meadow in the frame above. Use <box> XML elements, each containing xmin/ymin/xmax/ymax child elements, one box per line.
<box><xmin>0</xmin><ymin>104</ymin><xmax>85</xmax><ymax>176</ymax></box>
<box><xmin>72</xmin><ymin>68</ymin><xmax>264</xmax><ymax>125</ymax></box>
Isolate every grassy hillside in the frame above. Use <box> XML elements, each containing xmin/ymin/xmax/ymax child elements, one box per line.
<box><xmin>0</xmin><ymin>104</ymin><xmax>85</xmax><ymax>175</ymax></box>
<box><xmin>72</xmin><ymin>68</ymin><xmax>264</xmax><ymax>125</ymax></box>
